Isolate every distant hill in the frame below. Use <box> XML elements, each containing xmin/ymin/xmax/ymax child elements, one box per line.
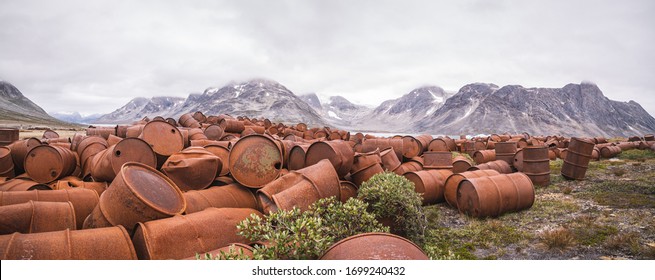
<box><xmin>0</xmin><ymin>81</ymin><xmax>76</xmax><ymax>127</ymax></box>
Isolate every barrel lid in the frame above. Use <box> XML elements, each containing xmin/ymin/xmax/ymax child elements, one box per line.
<box><xmin>140</xmin><ymin>120</ymin><xmax>183</xmax><ymax>156</ymax></box>
<box><xmin>24</xmin><ymin>145</ymin><xmax>63</xmax><ymax>183</ymax></box>
<box><xmin>111</xmin><ymin>138</ymin><xmax>157</xmax><ymax>174</ymax></box>
<box><xmin>319</xmin><ymin>232</ymin><xmax>428</xmax><ymax>260</ymax></box>
<box><xmin>120</xmin><ymin>162</ymin><xmax>186</xmax><ymax>215</ymax></box>
<box><xmin>228</xmin><ymin>135</ymin><xmax>282</xmax><ymax>188</ymax></box>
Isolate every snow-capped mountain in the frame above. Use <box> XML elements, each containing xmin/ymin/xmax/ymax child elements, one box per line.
<box><xmin>299</xmin><ymin>93</ymin><xmax>373</xmax><ymax>130</ymax></box>
<box><xmin>94</xmin><ymin>96</ymin><xmax>185</xmax><ymax>124</ymax></box>
<box><xmin>49</xmin><ymin>111</ymin><xmax>103</xmax><ymax>124</ymax></box>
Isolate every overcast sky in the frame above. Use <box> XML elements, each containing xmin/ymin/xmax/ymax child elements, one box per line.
<box><xmin>1</xmin><ymin>0</ymin><xmax>653</xmax><ymax>117</ymax></box>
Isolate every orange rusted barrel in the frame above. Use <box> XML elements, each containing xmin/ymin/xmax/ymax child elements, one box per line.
<box><xmin>162</xmin><ymin>147</ymin><xmax>221</xmax><ymax>191</ymax></box>
<box><xmin>379</xmin><ymin>147</ymin><xmax>401</xmax><ymax>172</ymax></box>
<box><xmin>132</xmin><ymin>207</ymin><xmax>262</xmax><ymax>260</ymax></box>
<box><xmin>0</xmin><ymin>146</ymin><xmax>15</xmax><ymax>178</ymax></box>
<box><xmin>0</xmin><ymin>178</ymin><xmax>51</xmax><ymax>191</ymax></box>
<box><xmin>183</xmin><ymin>184</ymin><xmax>258</xmax><ymax>214</ymax></box>
<box><xmin>204</xmin><ymin>124</ymin><xmax>225</xmax><ymax>141</ymax></box>
<box><xmin>319</xmin><ymin>232</ymin><xmax>429</xmax><ymax>260</ymax></box>
<box><xmin>7</xmin><ymin>138</ymin><xmax>41</xmax><ymax>174</ymax></box>
<box><xmin>0</xmin><ymin>201</ymin><xmax>76</xmax><ymax>234</ymax></box>
<box><xmin>339</xmin><ymin>181</ymin><xmax>358</xmax><ymax>203</ymax></box>
<box><xmin>187</xmin><ymin>128</ymin><xmax>207</xmax><ymax>141</ymax></box>
<box><xmin>106</xmin><ymin>134</ymin><xmax>123</xmax><ymax>147</ymax></box>
<box><xmin>305</xmin><ymin>140</ymin><xmax>354</xmax><ymax>179</ymax></box>
<box><xmin>139</xmin><ymin>120</ymin><xmax>184</xmax><ymax>166</ymax></box>
<box><xmin>361</xmin><ymin>138</ymin><xmax>403</xmax><ymax>162</ymax></box>
<box><xmin>600</xmin><ymin>146</ymin><xmax>622</xmax><ymax>158</ymax></box>
<box><xmin>244</xmin><ymin>125</ymin><xmax>266</xmax><ymax>135</ymax></box>
<box><xmin>0</xmin><ymin>128</ymin><xmax>19</xmax><ymax>146</ymax></box>
<box><xmin>473</xmin><ymin>150</ymin><xmax>496</xmax><ymax>164</ymax></box>
<box><xmin>561</xmin><ymin>137</ymin><xmax>595</xmax><ymax>180</ymax></box>
<box><xmin>220</xmin><ymin>119</ymin><xmax>246</xmax><ymax>133</ymax></box>
<box><xmin>443</xmin><ymin>169</ymin><xmax>500</xmax><ymax>208</ymax></box>
<box><xmin>288</xmin><ymin>144</ymin><xmax>310</xmax><ymax>171</ymax></box>
<box><xmin>192</xmin><ymin>111</ymin><xmax>207</xmax><ymax>123</ymax></box>
<box><xmin>83</xmin><ymin>162</ymin><xmax>186</xmax><ymax>232</ymax></box>
<box><xmin>521</xmin><ymin>146</ymin><xmax>550</xmax><ymax>186</ymax></box>
<box><xmin>403</xmin><ymin>169</ymin><xmax>452</xmax><ymax>205</ymax></box>
<box><xmin>24</xmin><ymin>145</ymin><xmax>77</xmax><ymax>184</ymax></box>
<box><xmin>90</xmin><ymin>138</ymin><xmax>157</xmax><ymax>182</ymax></box>
<box><xmin>615</xmin><ymin>141</ymin><xmax>636</xmax><ymax>151</ymax></box>
<box><xmin>0</xmin><ymin>188</ymin><xmax>99</xmax><ymax>229</ymax></box>
<box><xmin>452</xmin><ymin>155</ymin><xmax>473</xmax><ymax>173</ymax></box>
<box><xmin>53</xmin><ymin>180</ymin><xmax>108</xmax><ymax>196</ymax></box>
<box><xmin>228</xmin><ymin>134</ymin><xmax>283</xmax><ymax>188</ymax></box>
<box><xmin>423</xmin><ymin>151</ymin><xmax>452</xmax><ymax>169</ymax></box>
<box><xmin>76</xmin><ymin>136</ymin><xmax>108</xmax><ymax>176</ymax></box>
<box><xmin>393</xmin><ymin>161</ymin><xmax>422</xmax><ymax>175</ymax></box>
<box><xmin>495</xmin><ymin>141</ymin><xmax>517</xmax><ymax>167</ymax></box>
<box><xmin>179</xmin><ymin>113</ymin><xmax>201</xmax><ymax>128</ymax></box>
<box><xmin>402</xmin><ymin>135</ymin><xmax>431</xmax><ymax>159</ymax></box>
<box><xmin>513</xmin><ymin>149</ymin><xmax>524</xmax><ymax>171</ymax></box>
<box><xmin>457</xmin><ymin>172</ymin><xmax>535</xmax><ymax>218</ymax></box>
<box><xmin>274</xmin><ymin>139</ymin><xmax>295</xmax><ymax>169</ymax></box>
<box><xmin>125</xmin><ymin>125</ymin><xmax>144</xmax><ymax>138</ymax></box>
<box><xmin>204</xmin><ymin>144</ymin><xmax>230</xmax><ymax>176</ymax></box>
<box><xmin>428</xmin><ymin>137</ymin><xmax>455</xmax><ymax>152</ymax></box>
<box><xmin>469</xmin><ymin>159</ymin><xmax>513</xmax><ymax>174</ymax></box>
<box><xmin>0</xmin><ymin>226</ymin><xmax>137</xmax><ymax>260</ymax></box>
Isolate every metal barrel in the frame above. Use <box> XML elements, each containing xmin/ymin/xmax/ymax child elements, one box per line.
<box><xmin>393</xmin><ymin>161</ymin><xmax>422</xmax><ymax>175</ymax></box>
<box><xmin>179</xmin><ymin>113</ymin><xmax>201</xmax><ymax>128</ymax></box>
<box><xmin>473</xmin><ymin>150</ymin><xmax>496</xmax><ymax>164</ymax></box>
<box><xmin>452</xmin><ymin>155</ymin><xmax>473</xmax><ymax>173</ymax></box>
<box><xmin>228</xmin><ymin>134</ymin><xmax>283</xmax><ymax>188</ymax></box>
<box><xmin>403</xmin><ymin>169</ymin><xmax>452</xmax><ymax>205</ymax></box>
<box><xmin>494</xmin><ymin>141</ymin><xmax>517</xmax><ymax>167</ymax></box>
<box><xmin>85</xmin><ymin>127</ymin><xmax>116</xmax><ymax>140</ymax></box>
<box><xmin>339</xmin><ymin>181</ymin><xmax>358</xmax><ymax>203</ymax></box>
<box><xmin>138</xmin><ymin>121</ymin><xmax>184</xmax><ymax>167</ymax></box>
<box><xmin>600</xmin><ymin>145</ymin><xmax>622</xmax><ymax>158</ymax></box>
<box><xmin>0</xmin><ymin>226</ymin><xmax>137</xmax><ymax>260</ymax></box>
<box><xmin>0</xmin><ymin>128</ymin><xmax>19</xmax><ymax>146</ymax></box>
<box><xmin>131</xmin><ymin>207</ymin><xmax>261</xmax><ymax>260</ymax></box>
<box><xmin>0</xmin><ymin>188</ymin><xmax>99</xmax><ymax>229</ymax></box>
<box><xmin>457</xmin><ymin>172</ymin><xmax>535</xmax><ymax>218</ymax></box>
<box><xmin>361</xmin><ymin>138</ymin><xmax>403</xmax><ymax>162</ymax></box>
<box><xmin>319</xmin><ymin>232</ymin><xmax>429</xmax><ymax>260</ymax></box>
<box><xmin>422</xmin><ymin>151</ymin><xmax>452</xmax><ymax>169</ymax></box>
<box><xmin>428</xmin><ymin>137</ymin><xmax>456</xmax><ymax>152</ymax></box>
<box><xmin>0</xmin><ymin>178</ymin><xmax>51</xmax><ymax>191</ymax></box>
<box><xmin>443</xmin><ymin>169</ymin><xmax>500</xmax><ymax>208</ymax></box>
<box><xmin>288</xmin><ymin>144</ymin><xmax>310</xmax><ymax>171</ymax></box>
<box><xmin>161</xmin><ymin>147</ymin><xmax>221</xmax><ymax>191</ymax></box>
<box><xmin>203</xmin><ymin>124</ymin><xmax>225</xmax><ymax>141</ymax></box>
<box><xmin>90</xmin><ymin>137</ymin><xmax>157</xmax><ymax>182</ymax></box>
<box><xmin>0</xmin><ymin>146</ymin><xmax>14</xmax><ymax>178</ymax></box>
<box><xmin>187</xmin><ymin>128</ymin><xmax>208</xmax><ymax>141</ymax></box>
<box><xmin>219</xmin><ymin>119</ymin><xmax>246</xmax><ymax>133</ymax></box>
<box><xmin>204</xmin><ymin>144</ymin><xmax>231</xmax><ymax>176</ymax></box>
<box><xmin>106</xmin><ymin>134</ymin><xmax>123</xmax><ymax>147</ymax></box>
<box><xmin>379</xmin><ymin>147</ymin><xmax>401</xmax><ymax>172</ymax></box>
<box><xmin>52</xmin><ymin>180</ymin><xmax>108</xmax><ymax>196</ymax></box>
<box><xmin>468</xmin><ymin>159</ymin><xmax>513</xmax><ymax>174</ymax></box>
<box><xmin>561</xmin><ymin>137</ymin><xmax>595</xmax><ymax>180</ymax></box>
<box><xmin>183</xmin><ymin>184</ymin><xmax>258</xmax><ymax>214</ymax></box>
<box><xmin>521</xmin><ymin>146</ymin><xmax>551</xmax><ymax>187</ymax></box>
<box><xmin>402</xmin><ymin>135</ymin><xmax>432</xmax><ymax>159</ymax></box>
<box><xmin>513</xmin><ymin>149</ymin><xmax>524</xmax><ymax>171</ymax></box>
<box><xmin>305</xmin><ymin>140</ymin><xmax>354</xmax><ymax>179</ymax></box>
<box><xmin>7</xmin><ymin>138</ymin><xmax>41</xmax><ymax>174</ymax></box>
<box><xmin>24</xmin><ymin>145</ymin><xmax>77</xmax><ymax>184</ymax></box>
<box><xmin>83</xmin><ymin>162</ymin><xmax>186</xmax><ymax>232</ymax></box>
<box><xmin>0</xmin><ymin>201</ymin><xmax>76</xmax><ymax>234</ymax></box>
<box><xmin>350</xmin><ymin>149</ymin><xmax>384</xmax><ymax>186</ymax></box>
<box><xmin>192</xmin><ymin>111</ymin><xmax>207</xmax><ymax>123</ymax></box>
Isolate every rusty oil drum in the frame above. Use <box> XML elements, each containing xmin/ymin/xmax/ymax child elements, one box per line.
<box><xmin>83</xmin><ymin>162</ymin><xmax>186</xmax><ymax>232</ymax></box>
<box><xmin>161</xmin><ymin>146</ymin><xmax>221</xmax><ymax>191</ymax></box>
<box><xmin>305</xmin><ymin>140</ymin><xmax>355</xmax><ymax>179</ymax></box>
<box><xmin>288</xmin><ymin>144</ymin><xmax>310</xmax><ymax>171</ymax></box>
<box><xmin>561</xmin><ymin>137</ymin><xmax>595</xmax><ymax>180</ymax></box>
<box><xmin>0</xmin><ymin>226</ymin><xmax>137</xmax><ymax>260</ymax></box>
<box><xmin>228</xmin><ymin>134</ymin><xmax>283</xmax><ymax>188</ymax></box>
<box><xmin>0</xmin><ymin>201</ymin><xmax>76</xmax><ymax>234</ymax></box>
<box><xmin>0</xmin><ymin>146</ymin><xmax>14</xmax><ymax>178</ymax></box>
<box><xmin>422</xmin><ymin>151</ymin><xmax>452</xmax><ymax>169</ymax></box>
<box><xmin>494</xmin><ymin>141</ymin><xmax>517</xmax><ymax>167</ymax></box>
<box><xmin>90</xmin><ymin>138</ymin><xmax>157</xmax><ymax>182</ymax></box>
<box><xmin>469</xmin><ymin>159</ymin><xmax>513</xmax><ymax>174</ymax></box>
<box><xmin>457</xmin><ymin>172</ymin><xmax>535</xmax><ymax>218</ymax></box>
<box><xmin>520</xmin><ymin>146</ymin><xmax>550</xmax><ymax>186</ymax></box>
<box><xmin>131</xmin><ymin>207</ymin><xmax>261</xmax><ymax>260</ymax></box>
<box><xmin>319</xmin><ymin>232</ymin><xmax>429</xmax><ymax>260</ymax></box>
<box><xmin>8</xmin><ymin>138</ymin><xmax>42</xmax><ymax>174</ymax></box>
<box><xmin>339</xmin><ymin>181</ymin><xmax>358</xmax><ymax>203</ymax></box>
<box><xmin>361</xmin><ymin>138</ymin><xmax>403</xmax><ymax>162</ymax></box>
<box><xmin>452</xmin><ymin>155</ymin><xmax>473</xmax><ymax>173</ymax></box>
<box><xmin>24</xmin><ymin>145</ymin><xmax>77</xmax><ymax>184</ymax></box>
<box><xmin>138</xmin><ymin>120</ymin><xmax>184</xmax><ymax>165</ymax></box>
<box><xmin>350</xmin><ymin>149</ymin><xmax>383</xmax><ymax>186</ymax></box>
<box><xmin>443</xmin><ymin>169</ymin><xmax>501</xmax><ymax>208</ymax></box>
<box><xmin>379</xmin><ymin>147</ymin><xmax>401</xmax><ymax>172</ymax></box>
<box><xmin>403</xmin><ymin>169</ymin><xmax>452</xmax><ymax>205</ymax></box>
<box><xmin>183</xmin><ymin>184</ymin><xmax>258</xmax><ymax>214</ymax></box>
<box><xmin>0</xmin><ymin>178</ymin><xmax>51</xmax><ymax>191</ymax></box>
<box><xmin>204</xmin><ymin>143</ymin><xmax>231</xmax><ymax>176</ymax></box>
<box><xmin>600</xmin><ymin>145</ymin><xmax>622</xmax><ymax>159</ymax></box>
<box><xmin>473</xmin><ymin>150</ymin><xmax>496</xmax><ymax>164</ymax></box>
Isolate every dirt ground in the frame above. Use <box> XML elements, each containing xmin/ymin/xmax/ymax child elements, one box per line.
<box><xmin>423</xmin><ymin>150</ymin><xmax>655</xmax><ymax>260</ymax></box>
<box><xmin>18</xmin><ymin>128</ymin><xmax>84</xmax><ymax>141</ymax></box>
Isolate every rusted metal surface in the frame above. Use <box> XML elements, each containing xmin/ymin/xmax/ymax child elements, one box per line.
<box><xmin>350</xmin><ymin>149</ymin><xmax>383</xmax><ymax>186</ymax></box>
<box><xmin>600</xmin><ymin>145</ymin><xmax>622</xmax><ymax>158</ymax></box>
<box><xmin>0</xmin><ymin>128</ymin><xmax>19</xmax><ymax>146</ymax></box>
<box><xmin>379</xmin><ymin>147</ymin><xmax>401</xmax><ymax>172</ymax></box>
<box><xmin>204</xmin><ymin>144</ymin><xmax>231</xmax><ymax>176</ymax></box>
<box><xmin>204</xmin><ymin>124</ymin><xmax>225</xmax><ymax>141</ymax></box>
<box><xmin>162</xmin><ymin>147</ymin><xmax>221</xmax><ymax>191</ymax></box>
<box><xmin>288</xmin><ymin>144</ymin><xmax>310</xmax><ymax>171</ymax></box>
<box><xmin>0</xmin><ymin>226</ymin><xmax>137</xmax><ymax>260</ymax></box>
<box><xmin>24</xmin><ymin>145</ymin><xmax>77</xmax><ymax>184</ymax></box>
<box><xmin>0</xmin><ymin>178</ymin><xmax>51</xmax><ymax>191</ymax></box>
<box><xmin>7</xmin><ymin>138</ymin><xmax>41</xmax><ymax>174</ymax></box>
<box><xmin>125</xmin><ymin>125</ymin><xmax>144</xmax><ymax>138</ymax></box>
<box><xmin>319</xmin><ymin>232</ymin><xmax>429</xmax><ymax>260</ymax></box>
<box><xmin>0</xmin><ymin>188</ymin><xmax>99</xmax><ymax>229</ymax></box>
<box><xmin>494</xmin><ymin>141</ymin><xmax>517</xmax><ymax>167</ymax></box>
<box><xmin>0</xmin><ymin>146</ymin><xmax>14</xmax><ymax>178</ymax></box>
<box><xmin>76</xmin><ymin>136</ymin><xmax>108</xmax><ymax>177</ymax></box>
<box><xmin>179</xmin><ymin>113</ymin><xmax>201</xmax><ymax>128</ymax></box>
<box><xmin>513</xmin><ymin>149</ymin><xmax>524</xmax><ymax>171</ymax></box>
<box><xmin>53</xmin><ymin>180</ymin><xmax>108</xmax><ymax>196</ymax></box>
<box><xmin>83</xmin><ymin>162</ymin><xmax>186</xmax><ymax>232</ymax></box>
<box><xmin>184</xmin><ymin>184</ymin><xmax>258</xmax><ymax>214</ymax></box>
<box><xmin>85</xmin><ymin>127</ymin><xmax>116</xmax><ymax>140</ymax></box>
<box><xmin>521</xmin><ymin>146</ymin><xmax>550</xmax><ymax>186</ymax></box>
<box><xmin>473</xmin><ymin>150</ymin><xmax>496</xmax><ymax>164</ymax></box>
<box><xmin>305</xmin><ymin>140</ymin><xmax>355</xmax><ymax>179</ymax></box>
<box><xmin>139</xmin><ymin>121</ymin><xmax>184</xmax><ymax>167</ymax></box>
<box><xmin>393</xmin><ymin>161</ymin><xmax>422</xmax><ymax>175</ymax></box>
<box><xmin>106</xmin><ymin>134</ymin><xmax>123</xmax><ymax>147</ymax></box>
<box><xmin>91</xmin><ymin>137</ymin><xmax>157</xmax><ymax>182</ymax></box>
<box><xmin>132</xmin><ymin>207</ymin><xmax>261</xmax><ymax>260</ymax></box>
<box><xmin>469</xmin><ymin>159</ymin><xmax>513</xmax><ymax>174</ymax></box>
<box><xmin>361</xmin><ymin>138</ymin><xmax>403</xmax><ymax>162</ymax></box>
<box><xmin>220</xmin><ymin>119</ymin><xmax>246</xmax><ymax>133</ymax></box>
<box><xmin>0</xmin><ymin>201</ymin><xmax>76</xmax><ymax>234</ymax></box>
<box><xmin>457</xmin><ymin>172</ymin><xmax>535</xmax><ymax>218</ymax></box>
<box><xmin>228</xmin><ymin>134</ymin><xmax>283</xmax><ymax>188</ymax></box>
<box><xmin>561</xmin><ymin>137</ymin><xmax>595</xmax><ymax>180</ymax></box>
<box><xmin>443</xmin><ymin>169</ymin><xmax>501</xmax><ymax>208</ymax></box>
<box><xmin>422</xmin><ymin>151</ymin><xmax>452</xmax><ymax>169</ymax></box>
<box><xmin>339</xmin><ymin>181</ymin><xmax>358</xmax><ymax>203</ymax></box>
<box><xmin>645</xmin><ymin>134</ymin><xmax>655</xmax><ymax>141</ymax></box>
<box><xmin>452</xmin><ymin>155</ymin><xmax>473</xmax><ymax>174</ymax></box>
<box><xmin>402</xmin><ymin>135</ymin><xmax>431</xmax><ymax>159</ymax></box>
<box><xmin>403</xmin><ymin>169</ymin><xmax>452</xmax><ymax>205</ymax></box>
<box><xmin>428</xmin><ymin>137</ymin><xmax>456</xmax><ymax>152</ymax></box>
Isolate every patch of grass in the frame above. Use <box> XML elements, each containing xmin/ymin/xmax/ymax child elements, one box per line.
<box><xmin>569</xmin><ymin>215</ymin><xmax>618</xmax><ymax>246</ymax></box>
<box><xmin>588</xmin><ymin>161</ymin><xmax>609</xmax><ymax>170</ymax></box>
<box><xmin>618</xmin><ymin>149</ymin><xmax>655</xmax><ymax>162</ymax></box>
<box><xmin>574</xmin><ymin>180</ymin><xmax>655</xmax><ymax>209</ymax></box>
<box><xmin>506</xmin><ymin>196</ymin><xmax>580</xmax><ymax>222</ymax></box>
<box><xmin>604</xmin><ymin>231</ymin><xmax>641</xmax><ymax>253</ymax></box>
<box><xmin>550</xmin><ymin>159</ymin><xmax>563</xmax><ymax>174</ymax></box>
<box><xmin>539</xmin><ymin>227</ymin><xmax>576</xmax><ymax>251</ymax></box>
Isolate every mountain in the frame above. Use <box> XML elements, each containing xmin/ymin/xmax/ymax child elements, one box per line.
<box><xmin>299</xmin><ymin>93</ymin><xmax>373</xmax><ymax>130</ymax></box>
<box><xmin>49</xmin><ymin>111</ymin><xmax>103</xmax><ymax>124</ymax></box>
<box><xmin>299</xmin><ymin>93</ymin><xmax>322</xmax><ymax>110</ymax></box>
<box><xmin>413</xmin><ymin>82</ymin><xmax>655</xmax><ymax>137</ymax></box>
<box><xmin>94</xmin><ymin>96</ymin><xmax>185</xmax><ymax>124</ymax></box>
<box><xmin>0</xmin><ymin>81</ymin><xmax>73</xmax><ymax>127</ymax></box>
<box><xmin>353</xmin><ymin>86</ymin><xmax>451</xmax><ymax>132</ymax></box>
<box><xmin>96</xmin><ymin>79</ymin><xmax>328</xmax><ymax>126</ymax></box>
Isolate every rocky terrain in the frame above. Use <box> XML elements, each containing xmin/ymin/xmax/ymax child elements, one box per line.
<box><xmin>300</xmin><ymin>93</ymin><xmax>372</xmax><ymax>130</ymax></box>
<box><xmin>0</xmin><ymin>81</ymin><xmax>75</xmax><ymax>128</ymax></box>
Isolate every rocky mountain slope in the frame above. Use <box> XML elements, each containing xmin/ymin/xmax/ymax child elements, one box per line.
<box><xmin>300</xmin><ymin>93</ymin><xmax>373</xmax><ymax>130</ymax></box>
<box><xmin>0</xmin><ymin>81</ymin><xmax>73</xmax><ymax>127</ymax></box>
<box><xmin>49</xmin><ymin>111</ymin><xmax>103</xmax><ymax>124</ymax></box>
<box><xmin>413</xmin><ymin>82</ymin><xmax>655</xmax><ymax>137</ymax></box>
<box><xmin>94</xmin><ymin>96</ymin><xmax>185</xmax><ymax>124</ymax></box>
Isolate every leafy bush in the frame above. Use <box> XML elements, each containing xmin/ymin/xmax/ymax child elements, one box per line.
<box><xmin>235</xmin><ymin>197</ymin><xmax>388</xmax><ymax>260</ymax></box>
<box><xmin>357</xmin><ymin>172</ymin><xmax>427</xmax><ymax>245</ymax></box>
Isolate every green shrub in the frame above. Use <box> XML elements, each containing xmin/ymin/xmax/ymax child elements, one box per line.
<box><xmin>357</xmin><ymin>172</ymin><xmax>427</xmax><ymax>245</ymax></box>
<box><xmin>235</xmin><ymin>197</ymin><xmax>388</xmax><ymax>260</ymax></box>
<box><xmin>195</xmin><ymin>245</ymin><xmax>252</xmax><ymax>260</ymax></box>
